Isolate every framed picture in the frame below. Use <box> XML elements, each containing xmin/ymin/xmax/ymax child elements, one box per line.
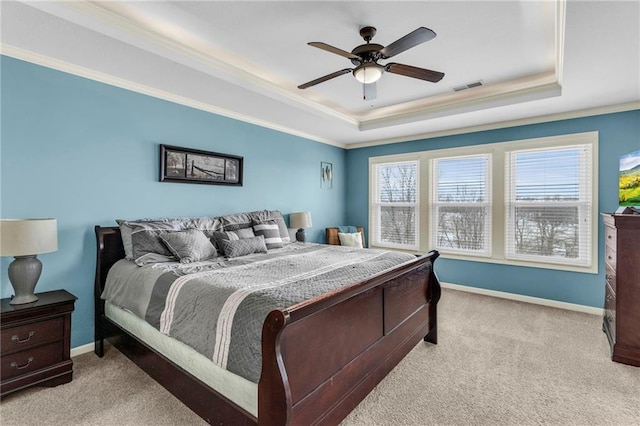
<box><xmin>321</xmin><ymin>161</ymin><xmax>333</xmax><ymax>189</ymax></box>
<box><xmin>160</xmin><ymin>144</ymin><xmax>243</xmax><ymax>186</ymax></box>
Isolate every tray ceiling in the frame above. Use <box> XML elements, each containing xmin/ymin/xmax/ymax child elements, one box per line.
<box><xmin>1</xmin><ymin>1</ymin><xmax>639</xmax><ymax>147</ymax></box>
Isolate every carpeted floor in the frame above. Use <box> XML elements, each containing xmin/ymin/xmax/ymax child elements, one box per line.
<box><xmin>1</xmin><ymin>288</ymin><xmax>638</xmax><ymax>425</ymax></box>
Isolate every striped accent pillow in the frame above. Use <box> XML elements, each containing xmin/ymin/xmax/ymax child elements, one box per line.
<box><xmin>252</xmin><ymin>220</ymin><xmax>283</xmax><ymax>249</ymax></box>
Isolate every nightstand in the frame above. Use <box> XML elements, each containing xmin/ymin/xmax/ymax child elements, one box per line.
<box><xmin>1</xmin><ymin>290</ymin><xmax>77</xmax><ymax>398</ymax></box>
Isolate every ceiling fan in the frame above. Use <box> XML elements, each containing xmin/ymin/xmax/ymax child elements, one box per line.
<box><xmin>298</xmin><ymin>26</ymin><xmax>445</xmax><ymax>100</ymax></box>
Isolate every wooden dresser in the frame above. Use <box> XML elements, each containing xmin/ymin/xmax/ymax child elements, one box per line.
<box><xmin>1</xmin><ymin>290</ymin><xmax>77</xmax><ymax>397</ymax></box>
<box><xmin>602</xmin><ymin>213</ymin><xmax>640</xmax><ymax>367</ymax></box>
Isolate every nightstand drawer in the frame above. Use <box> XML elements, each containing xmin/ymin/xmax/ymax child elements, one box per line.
<box><xmin>1</xmin><ymin>341</ymin><xmax>64</xmax><ymax>380</ymax></box>
<box><xmin>1</xmin><ymin>317</ymin><xmax>64</xmax><ymax>355</ymax></box>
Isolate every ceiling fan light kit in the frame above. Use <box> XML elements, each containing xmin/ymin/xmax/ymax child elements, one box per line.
<box><xmin>353</xmin><ymin>63</ymin><xmax>383</xmax><ymax>84</ymax></box>
<box><xmin>298</xmin><ymin>25</ymin><xmax>444</xmax><ymax>101</ymax></box>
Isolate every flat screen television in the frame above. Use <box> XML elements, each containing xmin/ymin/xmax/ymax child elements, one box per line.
<box><xmin>619</xmin><ymin>149</ymin><xmax>640</xmax><ymax>212</ymax></box>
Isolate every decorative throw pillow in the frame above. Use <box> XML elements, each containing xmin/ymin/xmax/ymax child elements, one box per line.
<box><xmin>338</xmin><ymin>232</ymin><xmax>364</xmax><ymax>248</ymax></box>
<box><xmin>221</xmin><ymin>235</ymin><xmax>268</xmax><ymax>258</ymax></box>
<box><xmin>117</xmin><ymin>219</ymin><xmax>184</xmax><ymax>259</ymax></box>
<box><xmin>252</xmin><ymin>220</ymin><xmax>283</xmax><ymax>249</ymax></box>
<box><xmin>220</xmin><ymin>211</ymin><xmax>253</xmax><ymax>232</ymax></box>
<box><xmin>159</xmin><ymin>229</ymin><xmax>217</xmax><ymax>263</ymax></box>
<box><xmin>249</xmin><ymin>210</ymin><xmax>291</xmax><ymax>243</ymax></box>
<box><xmin>211</xmin><ymin>229</ymin><xmax>256</xmax><ymax>255</ymax></box>
<box><xmin>131</xmin><ymin>229</ymin><xmax>176</xmax><ymax>260</ymax></box>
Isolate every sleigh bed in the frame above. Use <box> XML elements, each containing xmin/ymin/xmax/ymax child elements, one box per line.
<box><xmin>94</xmin><ymin>214</ymin><xmax>440</xmax><ymax>425</ymax></box>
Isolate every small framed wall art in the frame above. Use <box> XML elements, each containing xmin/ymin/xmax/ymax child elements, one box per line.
<box><xmin>160</xmin><ymin>144</ymin><xmax>243</xmax><ymax>186</ymax></box>
<box><xmin>321</xmin><ymin>161</ymin><xmax>333</xmax><ymax>189</ymax></box>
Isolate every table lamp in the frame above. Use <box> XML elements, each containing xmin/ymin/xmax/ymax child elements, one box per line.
<box><xmin>0</xmin><ymin>219</ymin><xmax>58</xmax><ymax>305</ymax></box>
<box><xmin>289</xmin><ymin>212</ymin><xmax>312</xmax><ymax>242</ymax></box>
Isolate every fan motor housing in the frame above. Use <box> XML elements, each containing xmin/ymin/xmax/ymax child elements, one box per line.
<box><xmin>351</xmin><ymin>43</ymin><xmax>383</xmax><ymax>65</ymax></box>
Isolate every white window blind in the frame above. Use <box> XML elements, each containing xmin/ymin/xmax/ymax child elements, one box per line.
<box><xmin>431</xmin><ymin>155</ymin><xmax>491</xmax><ymax>256</ymax></box>
<box><xmin>371</xmin><ymin>161</ymin><xmax>419</xmax><ymax>249</ymax></box>
<box><xmin>505</xmin><ymin>145</ymin><xmax>592</xmax><ymax>266</ymax></box>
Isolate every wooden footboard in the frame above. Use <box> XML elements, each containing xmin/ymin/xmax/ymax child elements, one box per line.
<box><xmin>260</xmin><ymin>252</ymin><xmax>439</xmax><ymax>425</ymax></box>
<box><xmin>95</xmin><ymin>226</ymin><xmax>440</xmax><ymax>425</ymax></box>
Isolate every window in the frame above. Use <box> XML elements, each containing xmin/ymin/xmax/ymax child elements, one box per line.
<box><xmin>368</xmin><ymin>131</ymin><xmax>598</xmax><ymax>272</ymax></box>
<box><xmin>371</xmin><ymin>161</ymin><xmax>419</xmax><ymax>250</ymax></box>
<box><xmin>432</xmin><ymin>155</ymin><xmax>491</xmax><ymax>256</ymax></box>
<box><xmin>505</xmin><ymin>145</ymin><xmax>592</xmax><ymax>266</ymax></box>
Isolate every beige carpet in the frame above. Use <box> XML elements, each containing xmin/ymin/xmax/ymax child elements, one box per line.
<box><xmin>1</xmin><ymin>289</ymin><xmax>638</xmax><ymax>425</ymax></box>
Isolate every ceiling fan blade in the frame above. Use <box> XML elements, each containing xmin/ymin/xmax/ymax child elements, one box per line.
<box><xmin>385</xmin><ymin>63</ymin><xmax>444</xmax><ymax>83</ymax></box>
<box><xmin>298</xmin><ymin>68</ymin><xmax>353</xmax><ymax>89</ymax></box>
<box><xmin>308</xmin><ymin>42</ymin><xmax>361</xmax><ymax>60</ymax></box>
<box><xmin>379</xmin><ymin>27</ymin><xmax>437</xmax><ymax>59</ymax></box>
<box><xmin>363</xmin><ymin>82</ymin><xmax>377</xmax><ymax>101</ymax></box>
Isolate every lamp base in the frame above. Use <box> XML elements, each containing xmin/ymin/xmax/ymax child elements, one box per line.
<box><xmin>8</xmin><ymin>255</ymin><xmax>41</xmax><ymax>305</ymax></box>
<box><xmin>295</xmin><ymin>228</ymin><xmax>306</xmax><ymax>243</ymax></box>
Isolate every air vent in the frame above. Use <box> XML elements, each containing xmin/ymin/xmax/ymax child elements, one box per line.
<box><xmin>452</xmin><ymin>80</ymin><xmax>484</xmax><ymax>92</ymax></box>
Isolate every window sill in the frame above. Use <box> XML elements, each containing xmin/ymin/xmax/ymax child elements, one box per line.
<box><xmin>370</xmin><ymin>245</ymin><xmax>598</xmax><ymax>274</ymax></box>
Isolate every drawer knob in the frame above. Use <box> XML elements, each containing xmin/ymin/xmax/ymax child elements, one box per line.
<box><xmin>10</xmin><ymin>357</ymin><xmax>34</xmax><ymax>370</ymax></box>
<box><xmin>11</xmin><ymin>331</ymin><xmax>35</xmax><ymax>343</ymax></box>
<box><xmin>607</xmin><ymin>235</ymin><xmax>612</xmax><ymax>239</ymax></box>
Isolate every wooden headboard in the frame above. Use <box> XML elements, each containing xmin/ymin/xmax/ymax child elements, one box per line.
<box><xmin>325</xmin><ymin>226</ymin><xmax>366</xmax><ymax>248</ymax></box>
<box><xmin>94</xmin><ymin>226</ymin><xmax>125</xmax><ymax>309</ymax></box>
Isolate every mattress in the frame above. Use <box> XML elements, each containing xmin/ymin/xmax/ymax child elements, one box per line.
<box><xmin>105</xmin><ymin>301</ymin><xmax>258</xmax><ymax>416</ymax></box>
<box><xmin>102</xmin><ymin>243</ymin><xmax>416</xmax><ymax>383</ymax></box>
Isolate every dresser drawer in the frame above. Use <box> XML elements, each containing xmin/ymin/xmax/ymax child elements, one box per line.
<box><xmin>605</xmin><ymin>265</ymin><xmax>616</xmax><ymax>295</ymax></box>
<box><xmin>0</xmin><ymin>341</ymin><xmax>64</xmax><ymax>380</ymax></box>
<box><xmin>604</xmin><ymin>224</ymin><xmax>617</xmax><ymax>252</ymax></box>
<box><xmin>604</xmin><ymin>246</ymin><xmax>617</xmax><ymax>270</ymax></box>
<box><xmin>1</xmin><ymin>317</ymin><xmax>64</xmax><ymax>355</ymax></box>
<box><xmin>605</xmin><ymin>285</ymin><xmax>616</xmax><ymax>318</ymax></box>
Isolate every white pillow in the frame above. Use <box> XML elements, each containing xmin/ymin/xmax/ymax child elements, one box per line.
<box><xmin>338</xmin><ymin>232</ymin><xmax>363</xmax><ymax>248</ymax></box>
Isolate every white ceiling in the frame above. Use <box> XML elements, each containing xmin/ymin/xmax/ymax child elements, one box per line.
<box><xmin>1</xmin><ymin>1</ymin><xmax>639</xmax><ymax>148</ymax></box>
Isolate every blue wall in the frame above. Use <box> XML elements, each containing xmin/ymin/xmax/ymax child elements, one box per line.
<box><xmin>2</xmin><ymin>54</ymin><xmax>639</xmax><ymax>351</ymax></box>
<box><xmin>346</xmin><ymin>109</ymin><xmax>640</xmax><ymax>308</ymax></box>
<box><xmin>0</xmin><ymin>56</ymin><xmax>346</xmax><ymax>348</ymax></box>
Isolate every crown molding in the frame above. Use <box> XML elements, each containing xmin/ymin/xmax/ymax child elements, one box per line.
<box><xmin>3</xmin><ymin>45</ymin><xmax>636</xmax><ymax>152</ymax></box>
<box><xmin>0</xmin><ymin>44</ymin><xmax>347</xmax><ymax>149</ymax></box>
<box><xmin>45</xmin><ymin>0</ymin><xmax>360</xmax><ymax>128</ymax></box>
<box><xmin>346</xmin><ymin>102</ymin><xmax>640</xmax><ymax>150</ymax></box>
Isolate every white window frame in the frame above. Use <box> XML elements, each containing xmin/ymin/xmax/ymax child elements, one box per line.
<box><xmin>370</xmin><ymin>158</ymin><xmax>420</xmax><ymax>251</ymax></box>
<box><xmin>431</xmin><ymin>154</ymin><xmax>492</xmax><ymax>257</ymax></box>
<box><xmin>504</xmin><ymin>144</ymin><xmax>593</xmax><ymax>266</ymax></box>
<box><xmin>368</xmin><ymin>131</ymin><xmax>598</xmax><ymax>273</ymax></box>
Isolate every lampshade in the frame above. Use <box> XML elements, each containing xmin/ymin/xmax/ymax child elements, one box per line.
<box><xmin>353</xmin><ymin>63</ymin><xmax>383</xmax><ymax>84</ymax></box>
<box><xmin>0</xmin><ymin>219</ymin><xmax>58</xmax><ymax>256</ymax></box>
<box><xmin>290</xmin><ymin>212</ymin><xmax>312</xmax><ymax>229</ymax></box>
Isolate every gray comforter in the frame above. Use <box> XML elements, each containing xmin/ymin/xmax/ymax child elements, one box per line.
<box><xmin>103</xmin><ymin>243</ymin><xmax>416</xmax><ymax>383</ymax></box>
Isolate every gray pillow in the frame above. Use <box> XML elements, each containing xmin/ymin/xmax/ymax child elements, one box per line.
<box><xmin>131</xmin><ymin>229</ymin><xmax>176</xmax><ymax>260</ymax></box>
<box><xmin>220</xmin><ymin>211</ymin><xmax>253</xmax><ymax>231</ymax></box>
<box><xmin>211</xmin><ymin>229</ymin><xmax>255</xmax><ymax>254</ymax></box>
<box><xmin>249</xmin><ymin>210</ymin><xmax>290</xmax><ymax>243</ymax></box>
<box><xmin>221</xmin><ymin>235</ymin><xmax>267</xmax><ymax>258</ymax></box>
<box><xmin>159</xmin><ymin>229</ymin><xmax>217</xmax><ymax>263</ymax></box>
<box><xmin>252</xmin><ymin>220</ymin><xmax>283</xmax><ymax>249</ymax></box>
<box><xmin>117</xmin><ymin>219</ymin><xmax>185</xmax><ymax>259</ymax></box>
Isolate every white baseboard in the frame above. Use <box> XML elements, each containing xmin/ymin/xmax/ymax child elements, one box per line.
<box><xmin>440</xmin><ymin>282</ymin><xmax>604</xmax><ymax>316</ymax></box>
<box><xmin>71</xmin><ymin>342</ymin><xmax>95</xmax><ymax>358</ymax></box>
